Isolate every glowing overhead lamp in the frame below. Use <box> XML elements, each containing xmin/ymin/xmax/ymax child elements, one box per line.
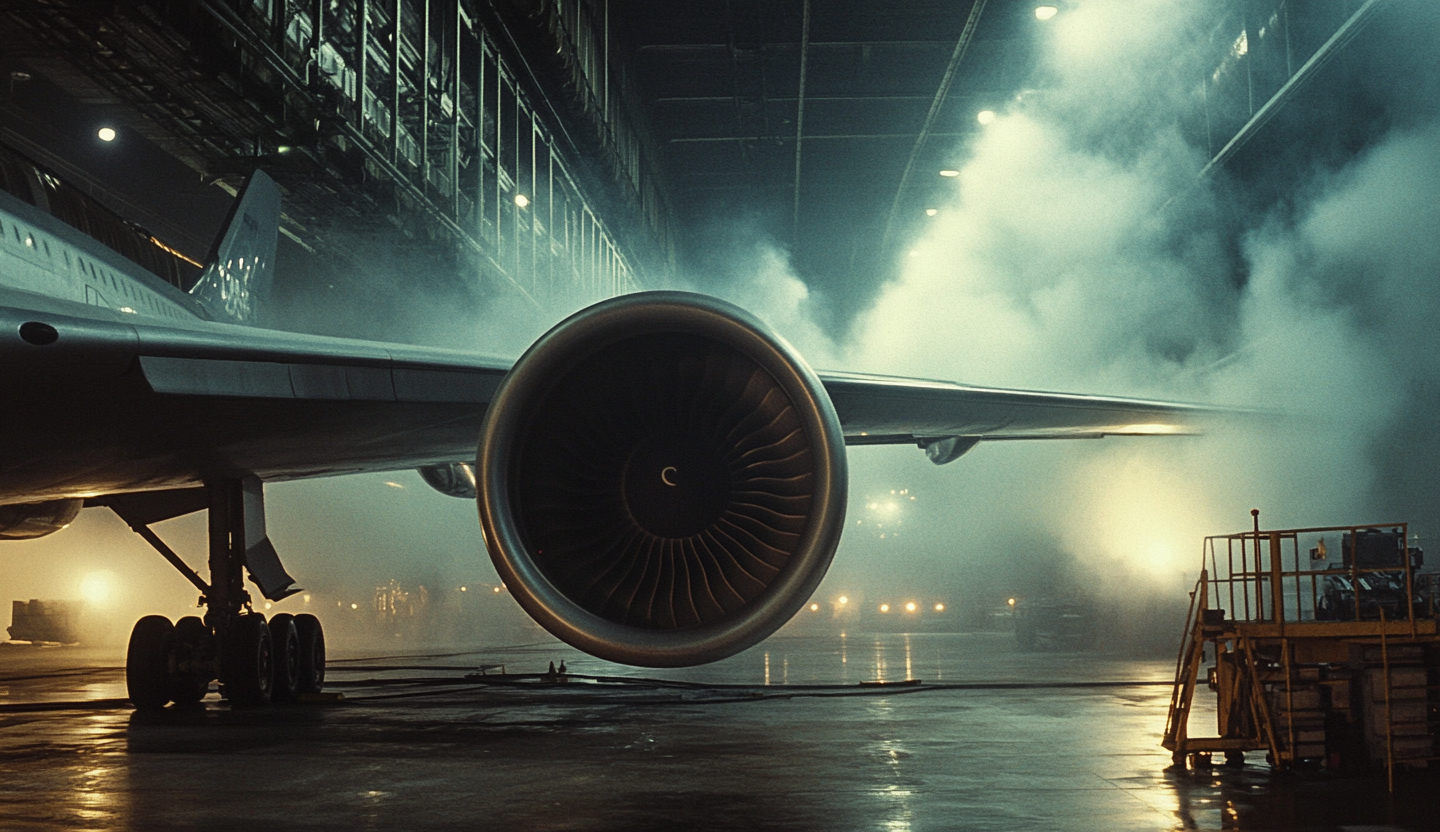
<box><xmin>96</xmin><ymin>127</ymin><xmax>116</xmax><ymax>142</ymax></box>
<box><xmin>514</xmin><ymin>193</ymin><xmax>530</xmax><ymax>208</ymax></box>
<box><xmin>879</xmin><ymin>603</ymin><xmax>891</xmax><ymax>613</ymax></box>
<box><xmin>976</xmin><ymin>110</ymin><xmax>996</xmax><ymax>125</ymax></box>
<box><xmin>905</xmin><ymin>602</ymin><xmax>917</xmax><ymax>613</ymax></box>
<box><xmin>938</xmin><ymin>169</ymin><xmax>960</xmax><ymax>177</ymax></box>
<box><xmin>838</xmin><ymin>596</ymin><xmax>849</xmax><ymax>606</ymax></box>
<box><xmin>925</xmin><ymin>208</ymin><xmax>939</xmax><ymax>217</ymax></box>
<box><xmin>1035</xmin><ymin>5</ymin><xmax>1058</xmax><ymax>20</ymax></box>
<box><xmin>1007</xmin><ymin>597</ymin><xmax>1016</xmax><ymax>607</ymax></box>
<box><xmin>810</xmin><ymin>603</ymin><xmax>820</xmax><ymax>611</ymax></box>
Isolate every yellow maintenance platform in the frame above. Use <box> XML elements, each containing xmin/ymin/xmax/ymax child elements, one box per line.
<box><xmin>1164</xmin><ymin>511</ymin><xmax>1440</xmax><ymax>777</ymax></box>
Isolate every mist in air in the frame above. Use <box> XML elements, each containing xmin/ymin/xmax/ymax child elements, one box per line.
<box><xmin>796</xmin><ymin>0</ymin><xmax>1440</xmax><ymax>648</ymax></box>
<box><xmin>6</xmin><ymin>1</ymin><xmax>1439</xmax><ymax>659</ymax></box>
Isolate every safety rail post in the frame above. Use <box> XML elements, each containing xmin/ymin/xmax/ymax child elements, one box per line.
<box><xmin>1234</xmin><ymin>538</ymin><xmax>1247</xmax><ymax>621</ymax></box>
<box><xmin>1403</xmin><ymin>523</ymin><xmax>1417</xmax><ymax>638</ymax></box>
<box><xmin>1281</xmin><ymin>637</ymin><xmax>1294</xmax><ymax>765</ymax></box>
<box><xmin>1351</xmin><ymin>525</ymin><xmax>1362</xmax><ymax>622</ymax></box>
<box><xmin>1270</xmin><ymin>532</ymin><xmax>1285</xmax><ymax>632</ymax></box>
<box><xmin>1252</xmin><ymin>510</ymin><xmax>1265</xmax><ymax>621</ymax></box>
<box><xmin>1380</xmin><ymin>606</ymin><xmax>1394</xmax><ymax>792</ymax></box>
<box><xmin>1291</xmin><ymin>534</ymin><xmax>1304</xmax><ymax>623</ymax></box>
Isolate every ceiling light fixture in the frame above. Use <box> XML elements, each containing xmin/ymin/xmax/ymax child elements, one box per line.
<box><xmin>514</xmin><ymin>193</ymin><xmax>530</xmax><ymax>208</ymax></box>
<box><xmin>939</xmin><ymin>169</ymin><xmax>960</xmax><ymax>178</ymax></box>
<box><xmin>977</xmin><ymin>110</ymin><xmax>996</xmax><ymax>125</ymax></box>
<box><xmin>925</xmin><ymin>208</ymin><xmax>938</xmax><ymax>217</ymax></box>
<box><xmin>1035</xmin><ymin>5</ymin><xmax>1058</xmax><ymax>21</ymax></box>
<box><xmin>97</xmin><ymin>127</ymin><xmax>117</xmax><ymax>142</ymax></box>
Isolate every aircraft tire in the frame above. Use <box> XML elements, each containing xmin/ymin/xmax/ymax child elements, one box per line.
<box><xmin>168</xmin><ymin>616</ymin><xmax>211</xmax><ymax>705</ymax></box>
<box><xmin>268</xmin><ymin>613</ymin><xmax>300</xmax><ymax>702</ymax></box>
<box><xmin>126</xmin><ymin>615</ymin><xmax>174</xmax><ymax>710</ymax></box>
<box><xmin>223</xmin><ymin>613</ymin><xmax>274</xmax><ymax>706</ymax></box>
<box><xmin>294</xmin><ymin>614</ymin><xmax>326</xmax><ymax>694</ymax></box>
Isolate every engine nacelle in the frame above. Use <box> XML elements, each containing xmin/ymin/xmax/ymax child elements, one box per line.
<box><xmin>417</xmin><ymin>463</ymin><xmax>477</xmax><ymax>498</ymax></box>
<box><xmin>0</xmin><ymin>498</ymin><xmax>82</xmax><ymax>540</ymax></box>
<box><xmin>477</xmin><ymin>292</ymin><xmax>848</xmax><ymax>667</ymax></box>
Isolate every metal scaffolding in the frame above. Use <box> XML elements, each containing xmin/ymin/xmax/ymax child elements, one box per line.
<box><xmin>218</xmin><ymin>0</ymin><xmax>645</xmax><ymax>307</ymax></box>
<box><xmin>2</xmin><ymin>0</ymin><xmax>659</xmax><ymax>310</ymax></box>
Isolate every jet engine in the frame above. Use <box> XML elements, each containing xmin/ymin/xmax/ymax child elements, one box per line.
<box><xmin>0</xmin><ymin>498</ymin><xmax>82</xmax><ymax>540</ymax></box>
<box><xmin>477</xmin><ymin>292</ymin><xmax>848</xmax><ymax>667</ymax></box>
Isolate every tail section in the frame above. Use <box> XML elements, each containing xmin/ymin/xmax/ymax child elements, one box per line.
<box><xmin>190</xmin><ymin>170</ymin><xmax>281</xmax><ymax>324</ymax></box>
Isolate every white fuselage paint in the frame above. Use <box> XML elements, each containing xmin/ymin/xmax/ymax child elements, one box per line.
<box><xmin>0</xmin><ymin>193</ymin><xmax>204</xmax><ymax>326</ymax></box>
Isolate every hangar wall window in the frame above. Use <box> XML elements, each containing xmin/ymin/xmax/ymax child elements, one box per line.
<box><xmin>238</xmin><ymin>0</ymin><xmax>649</xmax><ymax>308</ymax></box>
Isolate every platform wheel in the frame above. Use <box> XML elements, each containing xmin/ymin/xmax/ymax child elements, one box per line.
<box><xmin>223</xmin><ymin>613</ymin><xmax>274</xmax><ymax>706</ymax></box>
<box><xmin>293</xmin><ymin>614</ymin><xmax>326</xmax><ymax>694</ymax></box>
<box><xmin>169</xmin><ymin>616</ymin><xmax>212</xmax><ymax>705</ymax></box>
<box><xmin>126</xmin><ymin>615</ymin><xmax>175</xmax><ymax>710</ymax></box>
<box><xmin>268</xmin><ymin>613</ymin><xmax>300</xmax><ymax>702</ymax></box>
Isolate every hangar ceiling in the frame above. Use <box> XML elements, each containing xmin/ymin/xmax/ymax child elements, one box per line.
<box><xmin>611</xmin><ymin>0</ymin><xmax>1034</xmax><ymax>310</ymax></box>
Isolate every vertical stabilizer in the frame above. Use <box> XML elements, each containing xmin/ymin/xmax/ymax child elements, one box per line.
<box><xmin>189</xmin><ymin>170</ymin><xmax>281</xmax><ymax>324</ymax></box>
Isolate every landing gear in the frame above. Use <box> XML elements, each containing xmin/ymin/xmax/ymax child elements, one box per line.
<box><xmin>268</xmin><ymin>613</ymin><xmax>300</xmax><ymax>702</ymax></box>
<box><xmin>125</xmin><ymin>615</ymin><xmax>174</xmax><ymax>710</ymax></box>
<box><xmin>294</xmin><ymin>613</ymin><xmax>326</xmax><ymax>694</ymax></box>
<box><xmin>169</xmin><ymin>616</ymin><xmax>212</xmax><ymax>705</ymax></box>
<box><xmin>98</xmin><ymin>478</ymin><xmax>325</xmax><ymax>710</ymax></box>
<box><xmin>223</xmin><ymin>613</ymin><xmax>274</xmax><ymax>706</ymax></box>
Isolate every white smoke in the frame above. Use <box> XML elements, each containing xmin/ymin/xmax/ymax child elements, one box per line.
<box><xmin>807</xmin><ymin>1</ymin><xmax>1440</xmax><ymax>641</ymax></box>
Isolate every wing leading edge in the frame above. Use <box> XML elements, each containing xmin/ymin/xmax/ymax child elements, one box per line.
<box><xmin>821</xmin><ymin>370</ymin><xmax>1219</xmax><ymax>465</ymax></box>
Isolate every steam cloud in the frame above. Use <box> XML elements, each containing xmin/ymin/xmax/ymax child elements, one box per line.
<box><xmin>796</xmin><ymin>1</ymin><xmax>1440</xmax><ymax>646</ymax></box>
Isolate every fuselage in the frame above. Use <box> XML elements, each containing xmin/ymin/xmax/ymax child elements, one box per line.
<box><xmin>0</xmin><ymin>182</ymin><xmax>504</xmax><ymax>506</ymax></box>
<box><xmin>0</xmin><ymin>188</ymin><xmax>207</xmax><ymax>327</ymax></box>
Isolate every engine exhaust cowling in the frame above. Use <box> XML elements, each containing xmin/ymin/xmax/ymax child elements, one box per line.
<box><xmin>477</xmin><ymin>292</ymin><xmax>848</xmax><ymax>667</ymax></box>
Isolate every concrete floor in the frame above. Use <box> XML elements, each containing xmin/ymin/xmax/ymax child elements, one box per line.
<box><xmin>1</xmin><ymin>632</ymin><xmax>1435</xmax><ymax>831</ymax></box>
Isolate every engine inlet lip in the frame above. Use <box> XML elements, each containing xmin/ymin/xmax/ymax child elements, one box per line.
<box><xmin>478</xmin><ymin>291</ymin><xmax>848</xmax><ymax>667</ymax></box>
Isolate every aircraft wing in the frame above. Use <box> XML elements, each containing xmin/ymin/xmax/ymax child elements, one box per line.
<box><xmin>4</xmin><ymin>299</ymin><xmax>1218</xmax><ymax>502</ymax></box>
<box><xmin>821</xmin><ymin>370</ymin><xmax>1215</xmax><ymax>464</ymax></box>
<box><xmin>2</xmin><ymin>303</ymin><xmax>509</xmax><ymax>501</ymax></box>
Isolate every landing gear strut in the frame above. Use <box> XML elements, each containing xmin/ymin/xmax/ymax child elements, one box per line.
<box><xmin>92</xmin><ymin>477</ymin><xmax>323</xmax><ymax>710</ymax></box>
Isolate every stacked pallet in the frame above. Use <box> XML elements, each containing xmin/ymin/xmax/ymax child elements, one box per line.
<box><xmin>1266</xmin><ymin>666</ymin><xmax>1328</xmax><ymax>761</ymax></box>
<box><xmin>1361</xmin><ymin>644</ymin><xmax>1435</xmax><ymax>768</ymax></box>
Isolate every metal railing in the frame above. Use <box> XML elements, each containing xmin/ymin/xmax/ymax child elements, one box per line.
<box><xmin>1202</xmin><ymin>512</ymin><xmax>1431</xmax><ymax>632</ymax></box>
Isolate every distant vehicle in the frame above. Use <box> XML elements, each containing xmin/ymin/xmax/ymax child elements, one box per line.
<box><xmin>1314</xmin><ymin>528</ymin><xmax>1434</xmax><ymax>621</ymax></box>
<box><xmin>1014</xmin><ymin>598</ymin><xmax>1094</xmax><ymax>651</ymax></box>
<box><xmin>7</xmin><ymin>599</ymin><xmax>84</xmax><ymax>644</ymax></box>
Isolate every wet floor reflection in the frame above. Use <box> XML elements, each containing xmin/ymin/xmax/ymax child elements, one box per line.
<box><xmin>592</xmin><ymin>632</ymin><xmax>1172</xmax><ymax>688</ymax></box>
<box><xmin>4</xmin><ymin>635</ymin><xmax>1437</xmax><ymax>830</ymax></box>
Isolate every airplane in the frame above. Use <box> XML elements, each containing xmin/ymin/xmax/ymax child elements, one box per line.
<box><xmin>0</xmin><ymin>142</ymin><xmax>1221</xmax><ymax>708</ymax></box>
